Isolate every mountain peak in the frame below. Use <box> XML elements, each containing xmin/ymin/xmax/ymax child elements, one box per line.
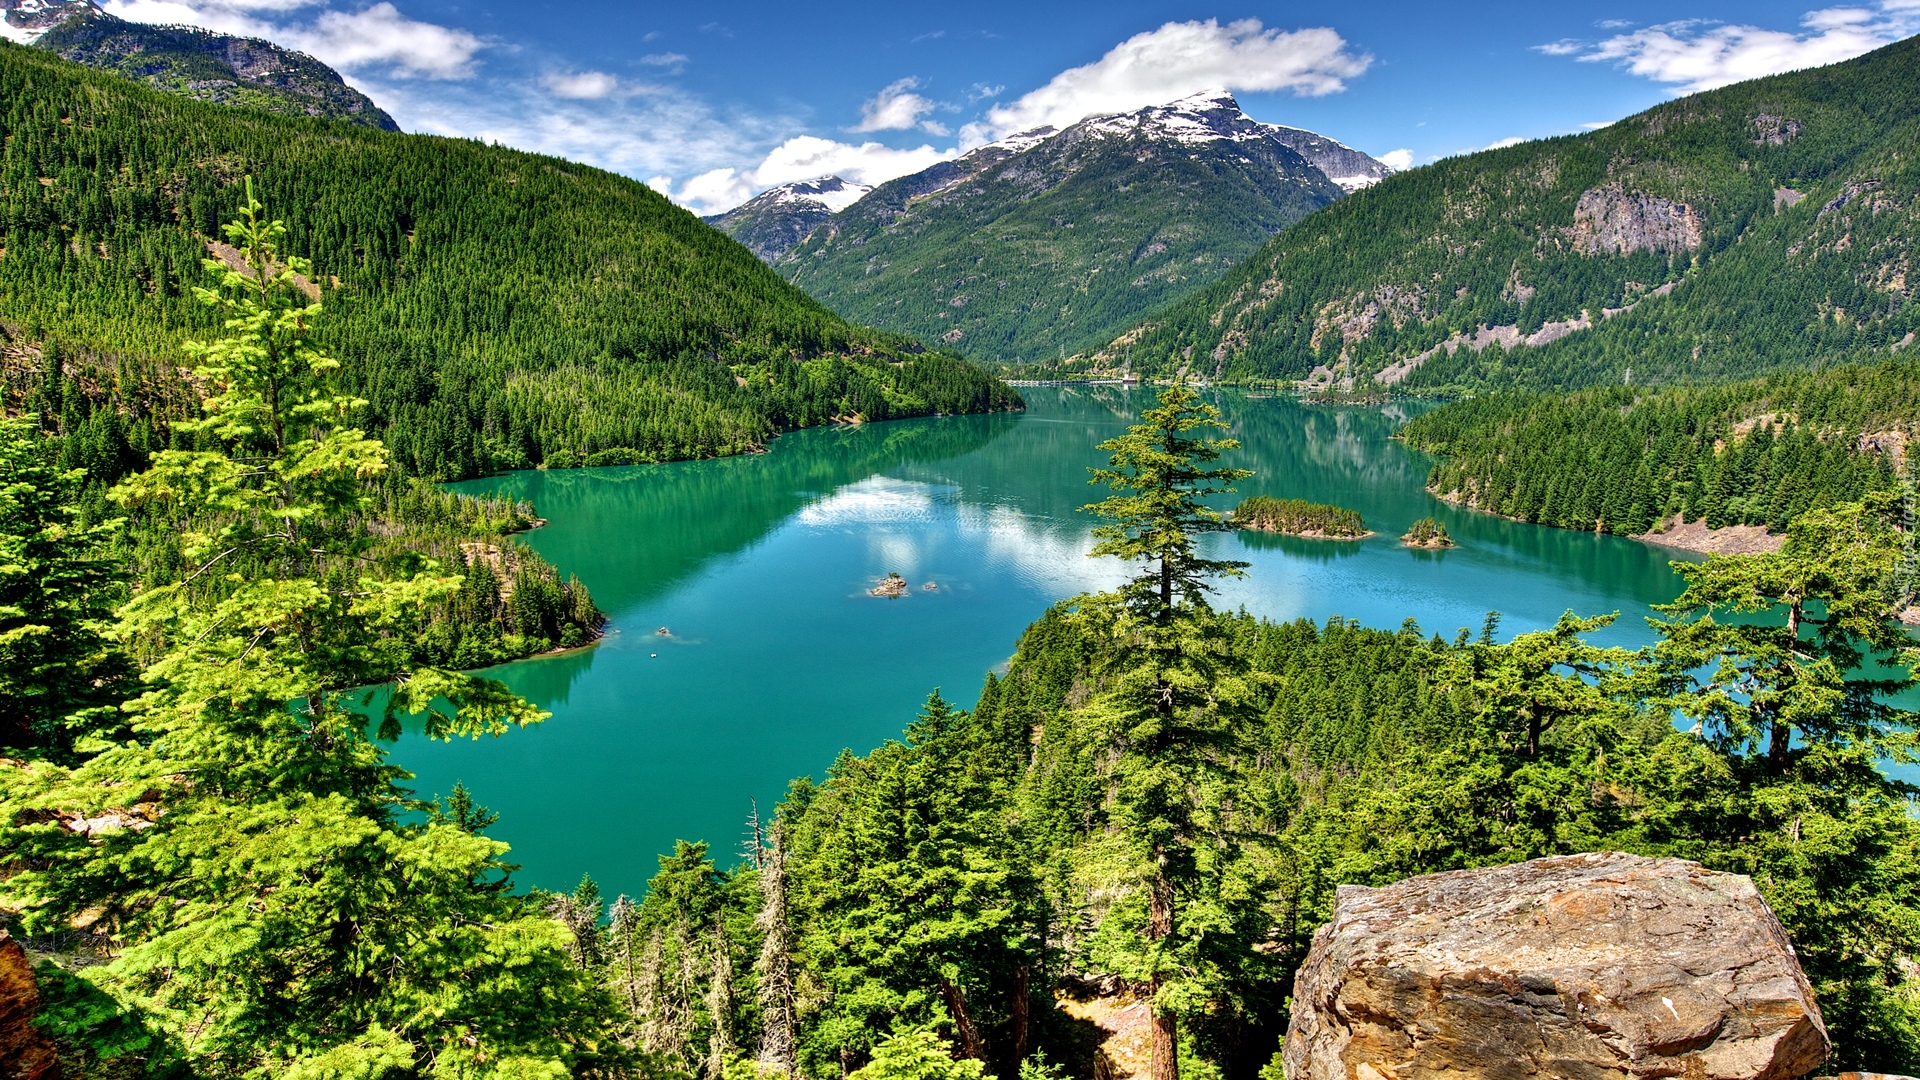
<box><xmin>704</xmin><ymin>176</ymin><xmax>874</xmax><ymax>262</ymax></box>
<box><xmin>1161</xmin><ymin>87</ymin><xmax>1239</xmax><ymax>112</ymax></box>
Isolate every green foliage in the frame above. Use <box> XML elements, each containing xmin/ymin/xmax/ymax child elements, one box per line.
<box><xmin>1102</xmin><ymin>36</ymin><xmax>1920</xmax><ymax>391</ymax></box>
<box><xmin>1229</xmin><ymin>496</ymin><xmax>1366</xmax><ymax>537</ymax></box>
<box><xmin>781</xmin><ymin>119</ymin><xmax>1342</xmax><ymax>363</ymax></box>
<box><xmin>1652</xmin><ymin>494</ymin><xmax>1918</xmax><ymax>769</ymax></box>
<box><xmin>0</xmin><ymin>43</ymin><xmax>1020</xmax><ymax>480</ymax></box>
<box><xmin>0</xmin><ymin>193</ymin><xmax>625</xmax><ymax>1079</ymax></box>
<box><xmin>785</xmin><ymin>693</ymin><xmax>1039</xmax><ymax>1075</ymax></box>
<box><xmin>1082</xmin><ymin>383</ymin><xmax>1251</xmax><ymax>614</ymax></box>
<box><xmin>847</xmin><ymin>1030</ymin><xmax>988</xmax><ymax>1080</ymax></box>
<box><xmin>1400</xmin><ymin>361</ymin><xmax>1910</xmax><ymax>535</ymax></box>
<box><xmin>1400</xmin><ymin>517</ymin><xmax>1451</xmax><ymax>546</ymax></box>
<box><xmin>0</xmin><ymin>413</ymin><xmax>131</xmax><ymax>757</ymax></box>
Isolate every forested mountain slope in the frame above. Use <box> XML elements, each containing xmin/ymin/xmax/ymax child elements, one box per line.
<box><xmin>1092</xmin><ymin>35</ymin><xmax>1920</xmax><ymax>391</ymax></box>
<box><xmin>1397</xmin><ymin>357</ymin><xmax>1916</xmax><ymax>536</ymax></box>
<box><xmin>6</xmin><ymin>0</ymin><xmax>396</xmax><ymax>129</ymax></box>
<box><xmin>0</xmin><ymin>44</ymin><xmax>1019</xmax><ymax>478</ymax></box>
<box><xmin>777</xmin><ymin>92</ymin><xmax>1382</xmax><ymax>363</ymax></box>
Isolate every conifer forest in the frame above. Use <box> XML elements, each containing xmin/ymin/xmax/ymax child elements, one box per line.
<box><xmin>5</xmin><ymin>18</ymin><xmax>1920</xmax><ymax>1080</ymax></box>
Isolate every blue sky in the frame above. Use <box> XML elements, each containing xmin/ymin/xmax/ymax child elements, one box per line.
<box><xmin>93</xmin><ymin>0</ymin><xmax>1920</xmax><ymax>212</ymax></box>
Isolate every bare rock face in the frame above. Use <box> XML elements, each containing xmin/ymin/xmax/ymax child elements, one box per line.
<box><xmin>1284</xmin><ymin>853</ymin><xmax>1829</xmax><ymax>1080</ymax></box>
<box><xmin>1572</xmin><ymin>185</ymin><xmax>1703</xmax><ymax>256</ymax></box>
<box><xmin>0</xmin><ymin>931</ymin><xmax>60</xmax><ymax>1080</ymax></box>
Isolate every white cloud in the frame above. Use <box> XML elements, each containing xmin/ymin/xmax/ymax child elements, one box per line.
<box><xmin>292</xmin><ymin>3</ymin><xmax>483</xmax><ymax>78</ymax></box>
<box><xmin>101</xmin><ymin>0</ymin><xmax>484</xmax><ymax>78</ymax></box>
<box><xmin>1548</xmin><ymin>2</ymin><xmax>1920</xmax><ymax>93</ymax></box>
<box><xmin>854</xmin><ymin>77</ymin><xmax>948</xmax><ymax>134</ymax></box>
<box><xmin>973</xmin><ymin>18</ymin><xmax>1371</xmax><ymax>142</ymax></box>
<box><xmin>658</xmin><ymin>135</ymin><xmax>959</xmax><ymax>215</ymax></box>
<box><xmin>639</xmin><ymin>52</ymin><xmax>688</xmax><ymax>74</ymax></box>
<box><xmin>541</xmin><ymin>70</ymin><xmax>621</xmax><ymax>99</ymax></box>
<box><xmin>1483</xmin><ymin>136</ymin><xmax>1527</xmax><ymax>150</ymax></box>
<box><xmin>1377</xmin><ymin>148</ymin><xmax>1413</xmax><ymax>170</ymax></box>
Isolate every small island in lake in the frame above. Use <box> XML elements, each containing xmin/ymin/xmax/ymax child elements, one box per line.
<box><xmin>870</xmin><ymin>572</ymin><xmax>910</xmax><ymax>598</ymax></box>
<box><xmin>1231</xmin><ymin>496</ymin><xmax>1372</xmax><ymax>539</ymax></box>
<box><xmin>1402</xmin><ymin>517</ymin><xmax>1455</xmax><ymax>548</ymax></box>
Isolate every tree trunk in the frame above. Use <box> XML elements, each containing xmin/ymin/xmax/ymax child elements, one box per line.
<box><xmin>706</xmin><ymin>917</ymin><xmax>735</xmax><ymax>1079</ymax></box>
<box><xmin>1012</xmin><ymin>964</ymin><xmax>1030</xmax><ymax>1068</ymax></box>
<box><xmin>940</xmin><ymin>976</ymin><xmax>986</xmax><ymax>1061</ymax></box>
<box><xmin>755</xmin><ymin>827</ymin><xmax>797</xmax><ymax>1075</ymax></box>
<box><xmin>1148</xmin><ymin>871</ymin><xmax>1177</xmax><ymax>1080</ymax></box>
<box><xmin>1772</xmin><ymin>601</ymin><xmax>1802</xmax><ymax>772</ymax></box>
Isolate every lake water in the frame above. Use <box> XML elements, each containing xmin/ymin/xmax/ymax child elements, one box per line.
<box><xmin>416</xmin><ymin>387</ymin><xmax>1696</xmax><ymax>900</ymax></box>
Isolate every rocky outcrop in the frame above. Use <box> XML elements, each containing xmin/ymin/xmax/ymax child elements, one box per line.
<box><xmin>1572</xmin><ymin>185</ymin><xmax>1703</xmax><ymax>256</ymax></box>
<box><xmin>0</xmin><ymin>932</ymin><xmax>60</xmax><ymax>1080</ymax></box>
<box><xmin>1284</xmin><ymin>852</ymin><xmax>1829</xmax><ymax>1080</ymax></box>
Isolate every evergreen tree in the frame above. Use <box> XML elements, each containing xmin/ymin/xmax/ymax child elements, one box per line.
<box><xmin>1078</xmin><ymin>383</ymin><xmax>1253</xmax><ymax>1080</ymax></box>
<box><xmin>0</xmin><ymin>188</ymin><xmax>617</xmax><ymax>1078</ymax></box>
<box><xmin>0</xmin><ymin>414</ymin><xmax>131</xmax><ymax>758</ymax></box>
<box><xmin>1653</xmin><ymin>493</ymin><xmax>1917</xmax><ymax>770</ymax></box>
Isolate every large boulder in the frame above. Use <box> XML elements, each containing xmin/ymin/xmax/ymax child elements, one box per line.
<box><xmin>1284</xmin><ymin>852</ymin><xmax>1829</xmax><ymax>1080</ymax></box>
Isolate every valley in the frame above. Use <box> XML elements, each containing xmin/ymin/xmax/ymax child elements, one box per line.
<box><xmin>5</xmin><ymin>14</ymin><xmax>1920</xmax><ymax>1080</ymax></box>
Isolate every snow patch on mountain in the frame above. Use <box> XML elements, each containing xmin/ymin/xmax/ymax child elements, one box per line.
<box><xmin>1</xmin><ymin>0</ymin><xmax>87</xmax><ymax>44</ymax></box>
<box><xmin>763</xmin><ymin>176</ymin><xmax>873</xmax><ymax>213</ymax></box>
<box><xmin>1048</xmin><ymin>89</ymin><xmax>1393</xmax><ymax>187</ymax></box>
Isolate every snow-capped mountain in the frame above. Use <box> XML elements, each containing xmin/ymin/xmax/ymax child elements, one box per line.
<box><xmin>967</xmin><ymin>89</ymin><xmax>1390</xmax><ymax>192</ymax></box>
<box><xmin>704</xmin><ymin>176</ymin><xmax>873</xmax><ymax>262</ymax></box>
<box><xmin>776</xmin><ymin>90</ymin><xmax>1388</xmax><ymax>361</ymax></box>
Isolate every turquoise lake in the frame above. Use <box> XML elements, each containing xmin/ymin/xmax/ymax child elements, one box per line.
<box><xmin>418</xmin><ymin>387</ymin><xmax>1698</xmax><ymax>901</ymax></box>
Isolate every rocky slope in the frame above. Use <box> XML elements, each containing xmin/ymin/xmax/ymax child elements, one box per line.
<box><xmin>1287</xmin><ymin>853</ymin><xmax>1829</xmax><ymax>1080</ymax></box>
<box><xmin>704</xmin><ymin>176</ymin><xmax>871</xmax><ymax>262</ymax></box>
<box><xmin>1095</xmin><ymin>36</ymin><xmax>1920</xmax><ymax>391</ymax></box>
<box><xmin>3</xmin><ymin>0</ymin><xmax>397</xmax><ymax>130</ymax></box>
<box><xmin>774</xmin><ymin>91</ymin><xmax>1386</xmax><ymax>362</ymax></box>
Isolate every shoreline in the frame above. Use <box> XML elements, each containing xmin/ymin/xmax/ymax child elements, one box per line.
<box><xmin>1237</xmin><ymin>525</ymin><xmax>1374</xmax><ymax>541</ymax></box>
<box><xmin>1431</xmin><ymin>489</ymin><xmax>1785</xmax><ymax>557</ymax></box>
<box><xmin>1633</xmin><ymin>516</ymin><xmax>1783</xmax><ymax>556</ymax></box>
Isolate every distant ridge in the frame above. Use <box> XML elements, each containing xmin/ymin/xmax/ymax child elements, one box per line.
<box><xmin>704</xmin><ymin>176</ymin><xmax>873</xmax><ymax>262</ymax></box>
<box><xmin>1091</xmin><ymin>35</ymin><xmax>1920</xmax><ymax>392</ymax></box>
<box><xmin>2</xmin><ymin>0</ymin><xmax>397</xmax><ymax>130</ymax></box>
<box><xmin>744</xmin><ymin>90</ymin><xmax>1389</xmax><ymax>362</ymax></box>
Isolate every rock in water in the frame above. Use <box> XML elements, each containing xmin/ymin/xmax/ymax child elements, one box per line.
<box><xmin>1285</xmin><ymin>852</ymin><xmax>1829</xmax><ymax>1080</ymax></box>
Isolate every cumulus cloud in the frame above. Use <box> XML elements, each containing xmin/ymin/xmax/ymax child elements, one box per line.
<box><xmin>541</xmin><ymin>70</ymin><xmax>621</xmax><ymax>99</ymax></box>
<box><xmin>967</xmin><ymin>18</ymin><xmax>1371</xmax><ymax>143</ymax></box>
<box><xmin>658</xmin><ymin>135</ymin><xmax>959</xmax><ymax>215</ymax></box>
<box><xmin>102</xmin><ymin>0</ymin><xmax>484</xmax><ymax>78</ymax></box>
<box><xmin>1483</xmin><ymin>136</ymin><xmax>1527</xmax><ymax>150</ymax></box>
<box><xmin>1377</xmin><ymin>148</ymin><xmax>1413</xmax><ymax>170</ymax></box>
<box><xmin>297</xmin><ymin>3</ymin><xmax>483</xmax><ymax>78</ymax></box>
<box><xmin>854</xmin><ymin>77</ymin><xmax>948</xmax><ymax>134</ymax></box>
<box><xmin>1545</xmin><ymin>1</ymin><xmax>1920</xmax><ymax>93</ymax></box>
